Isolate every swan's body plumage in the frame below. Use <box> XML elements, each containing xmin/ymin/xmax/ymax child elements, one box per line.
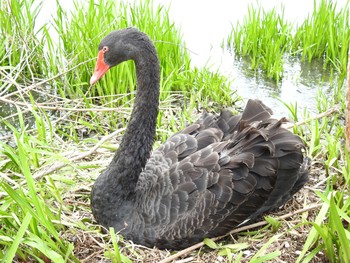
<box><xmin>90</xmin><ymin>28</ymin><xmax>310</xmax><ymax>250</ymax></box>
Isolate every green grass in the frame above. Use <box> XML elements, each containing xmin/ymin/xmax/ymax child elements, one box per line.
<box><xmin>283</xmin><ymin>77</ymin><xmax>349</xmax><ymax>262</ymax></box>
<box><xmin>0</xmin><ymin>0</ymin><xmax>234</xmax><ymax>261</ymax></box>
<box><xmin>227</xmin><ymin>0</ymin><xmax>350</xmax><ymax>82</ymax></box>
<box><xmin>51</xmin><ymin>0</ymin><xmax>233</xmax><ymax>105</ymax></box>
<box><xmin>0</xmin><ymin>0</ymin><xmax>48</xmax><ymax>85</ymax></box>
<box><xmin>0</xmin><ymin>112</ymin><xmax>77</xmax><ymax>262</ymax></box>
<box><xmin>292</xmin><ymin>0</ymin><xmax>350</xmax><ymax>78</ymax></box>
<box><xmin>0</xmin><ymin>0</ymin><xmax>349</xmax><ymax>262</ymax></box>
<box><xmin>227</xmin><ymin>4</ymin><xmax>292</xmax><ymax>82</ymax></box>
<box><xmin>50</xmin><ymin>0</ymin><xmax>234</xmax><ymax>137</ymax></box>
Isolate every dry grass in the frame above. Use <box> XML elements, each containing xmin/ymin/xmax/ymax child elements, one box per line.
<box><xmin>1</xmin><ymin>0</ymin><xmax>348</xmax><ymax>261</ymax></box>
<box><xmin>54</xmin><ymin>156</ymin><xmax>326</xmax><ymax>263</ymax></box>
<box><xmin>10</xmin><ymin>108</ymin><xmax>326</xmax><ymax>263</ymax></box>
<box><xmin>1</xmin><ymin>69</ymin><xmax>341</xmax><ymax>262</ymax></box>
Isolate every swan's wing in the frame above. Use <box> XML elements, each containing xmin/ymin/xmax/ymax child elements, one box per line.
<box><xmin>135</xmin><ymin>134</ymin><xmax>232</xmax><ymax>247</ymax></box>
<box><xmin>134</xmin><ymin>99</ymin><xmax>309</xmax><ymax>249</ymax></box>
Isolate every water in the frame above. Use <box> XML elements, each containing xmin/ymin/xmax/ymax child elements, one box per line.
<box><xmin>1</xmin><ymin>0</ymin><xmax>347</xmax><ymax>137</ymax></box>
<box><xmin>229</xmin><ymin>54</ymin><xmax>334</xmax><ymax>118</ymax></box>
<box><xmin>154</xmin><ymin>0</ymin><xmax>347</xmax><ymax>117</ymax></box>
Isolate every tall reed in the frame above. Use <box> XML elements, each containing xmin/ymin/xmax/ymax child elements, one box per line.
<box><xmin>228</xmin><ymin>0</ymin><xmax>350</xmax><ymax>82</ymax></box>
<box><xmin>292</xmin><ymin>0</ymin><xmax>350</xmax><ymax>78</ymax></box>
<box><xmin>51</xmin><ymin>0</ymin><xmax>232</xmax><ymax>106</ymax></box>
<box><xmin>227</xmin><ymin>5</ymin><xmax>292</xmax><ymax>82</ymax></box>
<box><xmin>0</xmin><ymin>0</ymin><xmax>48</xmax><ymax>84</ymax></box>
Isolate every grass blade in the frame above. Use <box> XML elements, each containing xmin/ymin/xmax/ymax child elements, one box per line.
<box><xmin>249</xmin><ymin>234</ymin><xmax>282</xmax><ymax>263</ymax></box>
<box><xmin>2</xmin><ymin>212</ymin><xmax>32</xmax><ymax>263</ymax></box>
<box><xmin>296</xmin><ymin>194</ymin><xmax>330</xmax><ymax>263</ymax></box>
<box><xmin>329</xmin><ymin>195</ymin><xmax>350</xmax><ymax>262</ymax></box>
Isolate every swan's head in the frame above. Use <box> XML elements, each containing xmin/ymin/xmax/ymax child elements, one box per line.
<box><xmin>90</xmin><ymin>27</ymin><xmax>150</xmax><ymax>85</ymax></box>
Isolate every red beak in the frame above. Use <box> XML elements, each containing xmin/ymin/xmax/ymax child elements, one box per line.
<box><xmin>90</xmin><ymin>49</ymin><xmax>110</xmax><ymax>85</ymax></box>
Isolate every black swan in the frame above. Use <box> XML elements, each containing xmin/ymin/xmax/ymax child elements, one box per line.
<box><xmin>90</xmin><ymin>27</ymin><xmax>310</xmax><ymax>250</ymax></box>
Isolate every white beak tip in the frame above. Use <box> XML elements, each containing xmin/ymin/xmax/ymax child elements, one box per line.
<box><xmin>90</xmin><ymin>75</ymin><xmax>98</xmax><ymax>85</ymax></box>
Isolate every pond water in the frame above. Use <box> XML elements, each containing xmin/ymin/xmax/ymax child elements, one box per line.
<box><xmin>1</xmin><ymin>0</ymin><xmax>348</xmax><ymax>138</ymax></box>
<box><xmin>154</xmin><ymin>0</ymin><xmax>347</xmax><ymax>117</ymax></box>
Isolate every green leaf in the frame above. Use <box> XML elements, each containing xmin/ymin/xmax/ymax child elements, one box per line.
<box><xmin>203</xmin><ymin>238</ymin><xmax>218</xmax><ymax>249</ymax></box>
<box><xmin>0</xmin><ymin>235</ymin><xmax>13</xmax><ymax>242</ymax></box>
<box><xmin>2</xmin><ymin>212</ymin><xmax>32</xmax><ymax>263</ymax></box>
<box><xmin>249</xmin><ymin>233</ymin><xmax>282</xmax><ymax>263</ymax></box>
<box><xmin>296</xmin><ymin>194</ymin><xmax>330</xmax><ymax>263</ymax></box>
<box><xmin>329</xmin><ymin>195</ymin><xmax>350</xmax><ymax>262</ymax></box>
<box><xmin>264</xmin><ymin>216</ymin><xmax>282</xmax><ymax>232</ymax></box>
<box><xmin>221</xmin><ymin>243</ymin><xmax>250</xmax><ymax>251</ymax></box>
<box><xmin>23</xmin><ymin>235</ymin><xmax>65</xmax><ymax>263</ymax></box>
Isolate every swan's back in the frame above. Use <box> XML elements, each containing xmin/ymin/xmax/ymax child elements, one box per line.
<box><xmin>89</xmin><ymin>28</ymin><xmax>309</xmax><ymax>250</ymax></box>
<box><xmin>120</xmin><ymin>99</ymin><xmax>309</xmax><ymax>249</ymax></box>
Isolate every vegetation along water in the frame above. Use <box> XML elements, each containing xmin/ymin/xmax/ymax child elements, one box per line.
<box><xmin>0</xmin><ymin>0</ymin><xmax>349</xmax><ymax>262</ymax></box>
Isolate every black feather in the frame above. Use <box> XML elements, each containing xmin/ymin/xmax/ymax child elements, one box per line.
<box><xmin>90</xmin><ymin>28</ymin><xmax>310</xmax><ymax>250</ymax></box>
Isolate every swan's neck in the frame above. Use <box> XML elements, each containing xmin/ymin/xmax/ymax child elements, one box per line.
<box><xmin>110</xmin><ymin>49</ymin><xmax>160</xmax><ymax>195</ymax></box>
<box><xmin>91</xmin><ymin>33</ymin><xmax>160</xmax><ymax>229</ymax></box>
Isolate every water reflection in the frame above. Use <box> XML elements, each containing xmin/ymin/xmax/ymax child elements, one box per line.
<box><xmin>155</xmin><ymin>0</ymin><xmax>347</xmax><ymax>117</ymax></box>
<box><xmin>230</xmin><ymin>53</ymin><xmax>341</xmax><ymax>118</ymax></box>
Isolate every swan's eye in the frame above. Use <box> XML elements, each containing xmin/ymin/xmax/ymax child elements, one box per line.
<box><xmin>102</xmin><ymin>46</ymin><xmax>109</xmax><ymax>53</ymax></box>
